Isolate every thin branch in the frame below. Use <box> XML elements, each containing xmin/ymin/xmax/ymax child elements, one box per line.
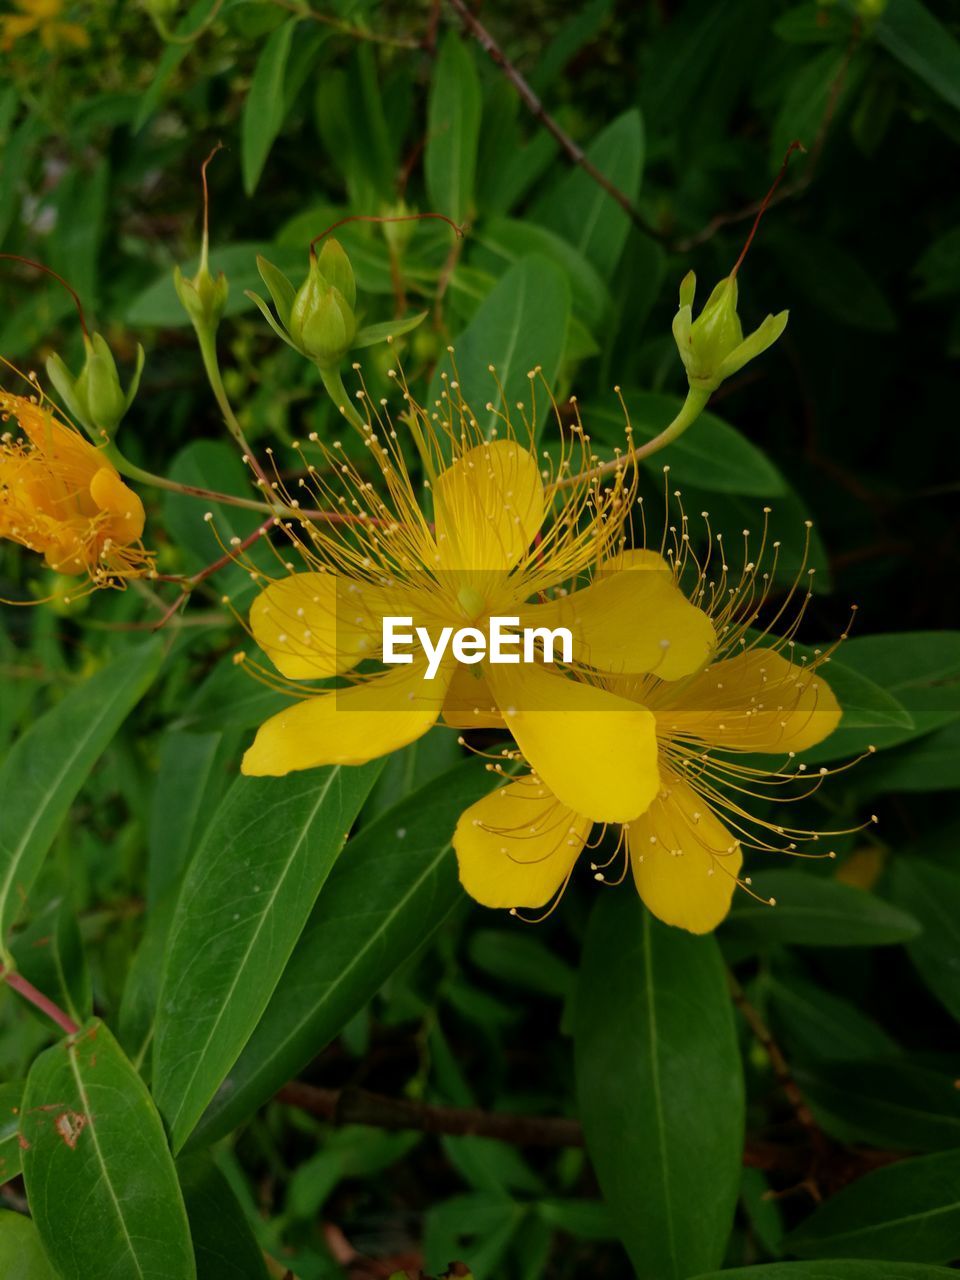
<box><xmin>151</xmin><ymin>515</ymin><xmax>276</xmax><ymax>631</ymax></box>
<box><xmin>1</xmin><ymin>968</ymin><xmax>79</xmax><ymax>1036</ymax></box>
<box><xmin>445</xmin><ymin>0</ymin><xmax>666</xmax><ymax>243</ymax></box>
<box><xmin>277</xmin><ymin>1081</ymin><xmax>585</xmax><ymax>1148</ymax></box>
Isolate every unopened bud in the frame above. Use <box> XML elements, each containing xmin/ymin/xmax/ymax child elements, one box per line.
<box><xmin>316</xmin><ymin>239</ymin><xmax>356</xmax><ymax>309</ymax></box>
<box><xmin>46</xmin><ymin>332</ymin><xmax>144</xmax><ymax>436</ymax></box>
<box><xmin>174</xmin><ymin>256</ymin><xmax>229</xmax><ymax>333</ymax></box>
<box><xmin>288</xmin><ymin>256</ymin><xmax>357</xmax><ymax>369</ymax></box>
<box><xmin>672</xmin><ymin>270</ymin><xmax>788</xmax><ymax>393</ymax></box>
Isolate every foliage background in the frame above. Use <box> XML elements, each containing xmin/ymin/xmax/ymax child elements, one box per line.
<box><xmin>1</xmin><ymin>0</ymin><xmax>959</xmax><ymax>1277</ymax></box>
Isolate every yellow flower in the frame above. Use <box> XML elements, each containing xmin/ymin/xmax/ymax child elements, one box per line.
<box><xmin>238</xmin><ymin>371</ymin><xmax>715</xmax><ymax>824</ymax></box>
<box><xmin>0</xmin><ymin>0</ymin><xmax>89</xmax><ymax>51</ymax></box>
<box><xmin>0</xmin><ymin>388</ymin><xmax>151</xmax><ymax>588</ymax></box>
<box><xmin>454</xmin><ymin>536</ymin><xmax>856</xmax><ymax>935</ymax></box>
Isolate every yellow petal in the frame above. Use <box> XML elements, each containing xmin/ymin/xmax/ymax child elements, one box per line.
<box><xmin>88</xmin><ymin>467</ymin><xmax>145</xmax><ymax>542</ymax></box>
<box><xmin>434</xmin><ymin>439</ymin><xmax>544</xmax><ymax>571</ymax></box>
<box><xmin>454</xmin><ymin>777</ymin><xmax>592</xmax><ymax>908</ymax></box>
<box><xmin>487</xmin><ymin>661</ymin><xmax>659</xmax><ymax>823</ymax></box>
<box><xmin>441</xmin><ymin>662</ymin><xmax>505</xmax><ymax>729</ymax></box>
<box><xmin>249</xmin><ymin>572</ymin><xmax>385</xmax><ymax>680</ymax></box>
<box><xmin>242</xmin><ymin>661</ymin><xmax>453</xmax><ymax>776</ymax></box>
<box><xmin>627</xmin><ymin>776</ymin><xmax>742</xmax><ymax>934</ymax></box>
<box><xmin>653</xmin><ymin>649</ymin><xmax>841</xmax><ymax>754</ymax></box>
<box><xmin>520</xmin><ymin>559</ymin><xmax>715</xmax><ymax>680</ymax></box>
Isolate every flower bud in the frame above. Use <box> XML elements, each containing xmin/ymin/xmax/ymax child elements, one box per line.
<box><xmin>288</xmin><ymin>256</ymin><xmax>357</xmax><ymax>369</ymax></box>
<box><xmin>174</xmin><ymin>256</ymin><xmax>229</xmax><ymax>334</ymax></box>
<box><xmin>46</xmin><ymin>333</ymin><xmax>144</xmax><ymax>436</ymax></box>
<box><xmin>672</xmin><ymin>270</ymin><xmax>788</xmax><ymax>393</ymax></box>
<box><xmin>316</xmin><ymin>239</ymin><xmax>356</xmax><ymax>309</ymax></box>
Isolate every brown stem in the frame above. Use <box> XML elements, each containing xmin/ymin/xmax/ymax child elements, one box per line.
<box><xmin>444</xmin><ymin>0</ymin><xmax>665</xmax><ymax>243</ymax></box>
<box><xmin>728</xmin><ymin>970</ymin><xmax>818</xmax><ymax>1136</ymax></box>
<box><xmin>151</xmin><ymin>515</ymin><xmax>276</xmax><ymax>631</ymax></box>
<box><xmin>1</xmin><ymin>968</ymin><xmax>79</xmax><ymax>1036</ymax></box>
<box><xmin>277</xmin><ymin>1081</ymin><xmax>585</xmax><ymax>1148</ymax></box>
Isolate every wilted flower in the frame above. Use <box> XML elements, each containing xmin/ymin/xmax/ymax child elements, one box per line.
<box><xmin>0</xmin><ymin>387</ymin><xmax>151</xmax><ymax>587</ymax></box>
<box><xmin>454</xmin><ymin>525</ymin><xmax>867</xmax><ymax>935</ymax></box>
<box><xmin>236</xmin><ymin>368</ymin><xmax>714</xmax><ymax>824</ymax></box>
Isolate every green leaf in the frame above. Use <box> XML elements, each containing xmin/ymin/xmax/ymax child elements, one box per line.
<box><xmin>797</xmin><ymin>1060</ymin><xmax>960</xmax><ymax>1151</ymax></box>
<box><xmin>575</xmin><ymin>896</ymin><xmax>743</xmax><ymax>1279</ymax></box>
<box><xmin>768</xmin><ymin>228</ymin><xmax>897</xmax><ymax>332</ymax></box>
<box><xmin>0</xmin><ymin>638</ymin><xmax>164</xmax><ymax>945</ymax></box>
<box><xmin>425</xmin><ymin>32</ymin><xmax>482</xmax><ymax>224</ymax></box>
<box><xmin>725</xmin><ymin>872</ymin><xmax>920</xmax><ymax>947</ymax></box>
<box><xmin>786</xmin><ymin>1147</ymin><xmax>960</xmax><ymax>1263</ymax></box>
<box><xmin>795</xmin><ymin>653</ymin><xmax>914</xmax><ymax>730</ymax></box>
<box><xmin>242</xmin><ymin>18</ymin><xmax>298</xmax><ymax>195</ymax></box>
<box><xmin>188</xmin><ymin>760</ymin><xmax>494</xmax><ymax>1149</ymax></box>
<box><xmin>872</xmin><ymin>0</ymin><xmax>960</xmax><ymax>114</ymax></box>
<box><xmin>693</xmin><ymin>1262</ymin><xmax>960</xmax><ymax>1279</ymax></box>
<box><xmin>0</xmin><ymin>1209</ymin><xmax>58</xmax><ymax>1279</ymax></box>
<box><xmin>889</xmin><ymin>859</ymin><xmax>960</xmax><ymax>1022</ymax></box>
<box><xmin>153</xmin><ymin>762</ymin><xmax>382</xmax><ymax>1151</ymax></box>
<box><xmin>163</xmin><ymin>439</ymin><xmax>262</xmax><ymax>588</ymax></box>
<box><xmin>0</xmin><ymin>1081</ymin><xmax>24</xmax><ymax>1185</ymax></box>
<box><xmin>800</xmin><ymin>632</ymin><xmax>960</xmax><ymax>763</ymax></box>
<box><xmin>133</xmin><ymin>0</ymin><xmax>220</xmax><ymax>130</ymax></box>
<box><xmin>764</xmin><ymin>971</ymin><xmax>900</xmax><ymax>1063</ymax></box>
<box><xmin>468</xmin><ymin>929</ymin><xmax>574</xmax><ymax>1000</ymax></box>
<box><xmin>147</xmin><ymin>730</ymin><xmax>225</xmax><ymax>910</ymax></box>
<box><xmin>430</xmin><ymin>254</ymin><xmax>571</xmax><ymax>441</ymax></box>
<box><xmin>536</xmin><ymin>108</ymin><xmax>644</xmax><ymax>278</ymax></box>
<box><xmin>865</xmin><ymin>718</ymin><xmax>960</xmax><ymax>793</ymax></box>
<box><xmin>915</xmin><ymin>226</ymin><xmax>960</xmax><ymax>299</ymax></box>
<box><xmin>589</xmin><ymin>390</ymin><xmax>786</xmax><ymax>495</ymax></box>
<box><xmin>21</xmin><ymin>1019</ymin><xmax>195</xmax><ymax>1280</ymax></box>
<box><xmin>352</xmin><ymin>310</ymin><xmax>427</xmax><ymax>350</ymax></box>
<box><xmin>9</xmin><ymin>896</ymin><xmax>91</xmax><ymax>1026</ymax></box>
<box><xmin>178</xmin><ymin>1153</ymin><xmax>269</xmax><ymax>1279</ymax></box>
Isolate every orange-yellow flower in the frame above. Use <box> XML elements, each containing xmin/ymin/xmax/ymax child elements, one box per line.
<box><xmin>0</xmin><ymin>0</ymin><xmax>89</xmax><ymax>51</ymax></box>
<box><xmin>0</xmin><ymin>389</ymin><xmax>150</xmax><ymax>587</ymax></box>
<box><xmin>454</xmin><ymin>540</ymin><xmax>851</xmax><ymax>935</ymax></box>
<box><xmin>237</xmin><ymin>374</ymin><xmax>715</xmax><ymax>824</ymax></box>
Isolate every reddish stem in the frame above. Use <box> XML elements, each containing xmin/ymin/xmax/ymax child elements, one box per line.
<box><xmin>309</xmin><ymin>211</ymin><xmax>464</xmax><ymax>257</ymax></box>
<box><xmin>2</xmin><ymin>968</ymin><xmax>78</xmax><ymax>1036</ymax></box>
<box><xmin>730</xmin><ymin>141</ymin><xmax>806</xmax><ymax>280</ymax></box>
<box><xmin>0</xmin><ymin>253</ymin><xmax>89</xmax><ymax>338</ymax></box>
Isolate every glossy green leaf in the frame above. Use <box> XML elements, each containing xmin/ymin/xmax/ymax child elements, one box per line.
<box><xmin>9</xmin><ymin>896</ymin><xmax>91</xmax><ymax>1026</ymax></box>
<box><xmin>725</xmin><ymin>872</ymin><xmax>921</xmax><ymax>947</ymax></box>
<box><xmin>768</xmin><ymin>228</ymin><xmax>897</xmax><ymax>332</ymax></box>
<box><xmin>797</xmin><ymin>1060</ymin><xmax>960</xmax><ymax>1151</ymax></box>
<box><xmin>786</xmin><ymin>1147</ymin><xmax>960</xmax><ymax>1263</ymax></box>
<box><xmin>589</xmin><ymin>390</ymin><xmax>785</xmax><ymax>495</ymax></box>
<box><xmin>242</xmin><ymin>18</ymin><xmax>298</xmax><ymax>195</ymax></box>
<box><xmin>0</xmin><ymin>1081</ymin><xmax>23</xmax><ymax>1185</ymax></box>
<box><xmin>21</xmin><ymin>1019</ymin><xmax>195</xmax><ymax>1280</ymax></box>
<box><xmin>693</xmin><ymin>1262</ymin><xmax>960</xmax><ymax>1279</ymax></box>
<box><xmin>536</xmin><ymin>108</ymin><xmax>644</xmax><ymax>278</ymax></box>
<box><xmin>575</xmin><ymin>896</ymin><xmax>743</xmax><ymax>1278</ymax></box>
<box><xmin>0</xmin><ymin>638</ymin><xmax>164</xmax><ymax>944</ymax></box>
<box><xmin>764</xmin><ymin>971</ymin><xmax>899</xmax><ymax>1063</ymax></box>
<box><xmin>188</xmin><ymin>760</ymin><xmax>493</xmax><ymax>1149</ymax></box>
<box><xmin>0</xmin><ymin>1209</ymin><xmax>58</xmax><ymax>1279</ymax></box>
<box><xmin>178</xmin><ymin>1153</ymin><xmax>269</xmax><ymax>1279</ymax></box>
<box><xmin>425</xmin><ymin>32</ymin><xmax>481</xmax><ymax>224</ymax></box>
<box><xmin>889</xmin><ymin>859</ymin><xmax>960</xmax><ymax>1021</ymax></box>
<box><xmin>865</xmin><ymin>718</ymin><xmax>960</xmax><ymax>793</ymax></box>
<box><xmin>430</xmin><ymin>254</ymin><xmax>570</xmax><ymax>440</ymax></box>
<box><xmin>153</xmin><ymin>762</ymin><xmax>382</xmax><ymax>1151</ymax></box>
<box><xmin>352</xmin><ymin>310</ymin><xmax>427</xmax><ymax>349</ymax></box>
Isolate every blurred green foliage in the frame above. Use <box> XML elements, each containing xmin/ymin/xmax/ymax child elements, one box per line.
<box><xmin>1</xmin><ymin>0</ymin><xmax>960</xmax><ymax>1277</ymax></box>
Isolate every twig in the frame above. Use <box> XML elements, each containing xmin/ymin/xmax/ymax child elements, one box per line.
<box><xmin>445</xmin><ymin>0</ymin><xmax>665</xmax><ymax>243</ymax></box>
<box><xmin>151</xmin><ymin>515</ymin><xmax>276</xmax><ymax>631</ymax></box>
<box><xmin>1</xmin><ymin>968</ymin><xmax>79</xmax><ymax>1036</ymax></box>
<box><xmin>727</xmin><ymin>970</ymin><xmax>818</xmax><ymax>1136</ymax></box>
<box><xmin>277</xmin><ymin>1081</ymin><xmax>585</xmax><ymax>1147</ymax></box>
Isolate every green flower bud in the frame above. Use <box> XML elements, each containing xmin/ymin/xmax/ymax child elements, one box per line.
<box><xmin>46</xmin><ymin>333</ymin><xmax>145</xmax><ymax>436</ymax></box>
<box><xmin>174</xmin><ymin>256</ymin><xmax>229</xmax><ymax>334</ymax></box>
<box><xmin>316</xmin><ymin>238</ymin><xmax>356</xmax><ymax>309</ymax></box>
<box><xmin>672</xmin><ymin>270</ymin><xmax>788</xmax><ymax>393</ymax></box>
<box><xmin>287</xmin><ymin>256</ymin><xmax>357</xmax><ymax>369</ymax></box>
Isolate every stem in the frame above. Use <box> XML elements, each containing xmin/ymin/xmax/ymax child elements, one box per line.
<box><xmin>550</xmin><ymin>387</ymin><xmax>709</xmax><ymax>491</ymax></box>
<box><xmin>2</xmin><ymin>968</ymin><xmax>79</xmax><ymax>1036</ymax></box>
<box><xmin>319</xmin><ymin>365</ymin><xmax>366</xmax><ymax>431</ymax></box>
